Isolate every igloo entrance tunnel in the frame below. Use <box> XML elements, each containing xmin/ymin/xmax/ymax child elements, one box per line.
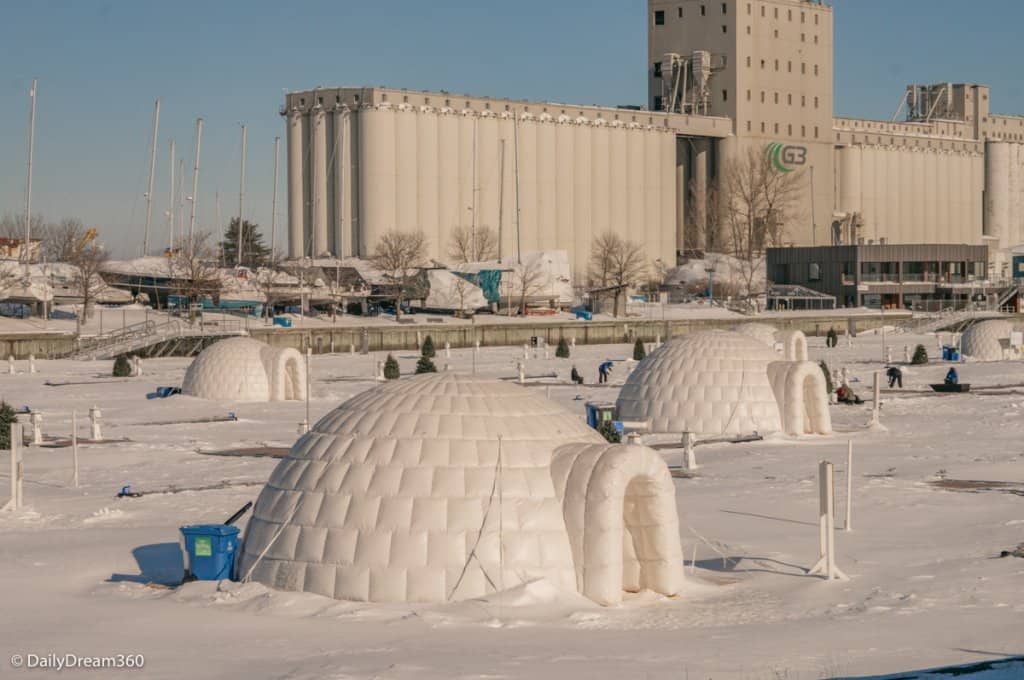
<box><xmin>240</xmin><ymin>374</ymin><xmax>685</xmax><ymax>606</ymax></box>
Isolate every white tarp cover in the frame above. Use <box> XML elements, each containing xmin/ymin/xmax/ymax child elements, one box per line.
<box><xmin>454</xmin><ymin>250</ymin><xmax>574</xmax><ymax>305</ymax></box>
<box><xmin>182</xmin><ymin>337</ymin><xmax>306</xmax><ymax>402</ymax></box>
<box><xmin>616</xmin><ymin>330</ymin><xmax>783</xmax><ymax>437</ymax></box>
<box><xmin>240</xmin><ymin>373</ymin><xmax>684</xmax><ymax>606</ymax></box>
<box><xmin>767</xmin><ymin>361</ymin><xmax>832</xmax><ymax>436</ymax></box>
<box><xmin>960</xmin><ymin>319</ymin><xmax>1015</xmax><ymax>362</ymax></box>
<box><xmin>424</xmin><ymin>269</ymin><xmax>488</xmax><ymax>311</ymax></box>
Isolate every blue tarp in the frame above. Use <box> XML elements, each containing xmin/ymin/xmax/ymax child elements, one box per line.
<box><xmin>455</xmin><ymin>270</ymin><xmax>503</xmax><ymax>304</ymax></box>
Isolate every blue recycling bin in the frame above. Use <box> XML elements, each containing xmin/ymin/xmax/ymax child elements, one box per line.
<box><xmin>180</xmin><ymin>524</ymin><xmax>240</xmax><ymax>581</ymax></box>
<box><xmin>942</xmin><ymin>346</ymin><xmax>952</xmax><ymax>361</ymax></box>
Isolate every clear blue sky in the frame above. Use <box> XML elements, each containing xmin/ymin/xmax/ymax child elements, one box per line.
<box><xmin>2</xmin><ymin>0</ymin><xmax>1023</xmax><ymax>258</ymax></box>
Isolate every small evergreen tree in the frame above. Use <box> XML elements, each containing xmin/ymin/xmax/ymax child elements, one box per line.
<box><xmin>383</xmin><ymin>354</ymin><xmax>400</xmax><ymax>380</ymax></box>
<box><xmin>826</xmin><ymin>327</ymin><xmax>838</xmax><ymax>348</ymax></box>
<box><xmin>597</xmin><ymin>419</ymin><xmax>621</xmax><ymax>444</ymax></box>
<box><xmin>556</xmin><ymin>337</ymin><xmax>570</xmax><ymax>359</ymax></box>
<box><xmin>0</xmin><ymin>401</ymin><xmax>17</xmax><ymax>450</ymax></box>
<box><xmin>911</xmin><ymin>344</ymin><xmax>929</xmax><ymax>365</ymax></box>
<box><xmin>421</xmin><ymin>335</ymin><xmax>436</xmax><ymax>358</ymax></box>
<box><xmin>415</xmin><ymin>355</ymin><xmax>437</xmax><ymax>374</ymax></box>
<box><xmin>113</xmin><ymin>354</ymin><xmax>133</xmax><ymax>377</ymax></box>
<box><xmin>819</xmin><ymin>360</ymin><xmax>834</xmax><ymax>396</ymax></box>
<box><xmin>633</xmin><ymin>338</ymin><xmax>647</xmax><ymax>361</ymax></box>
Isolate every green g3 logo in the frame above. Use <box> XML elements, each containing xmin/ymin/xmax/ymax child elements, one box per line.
<box><xmin>767</xmin><ymin>143</ymin><xmax>807</xmax><ymax>173</ymax></box>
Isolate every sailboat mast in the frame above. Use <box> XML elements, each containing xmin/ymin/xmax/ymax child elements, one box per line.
<box><xmin>216</xmin><ymin>190</ymin><xmax>223</xmax><ymax>267</ymax></box>
<box><xmin>176</xmin><ymin>157</ymin><xmax>185</xmax><ymax>248</ymax></box>
<box><xmin>237</xmin><ymin>124</ymin><xmax>247</xmax><ymax>267</ymax></box>
<box><xmin>271</xmin><ymin>136</ymin><xmax>280</xmax><ymax>257</ymax></box>
<box><xmin>23</xmin><ymin>78</ymin><xmax>38</xmax><ymax>270</ymax></box>
<box><xmin>497</xmin><ymin>139</ymin><xmax>506</xmax><ymax>261</ymax></box>
<box><xmin>143</xmin><ymin>99</ymin><xmax>160</xmax><ymax>256</ymax></box>
<box><xmin>188</xmin><ymin>117</ymin><xmax>204</xmax><ymax>256</ymax></box>
<box><xmin>167</xmin><ymin>138</ymin><xmax>176</xmax><ymax>252</ymax></box>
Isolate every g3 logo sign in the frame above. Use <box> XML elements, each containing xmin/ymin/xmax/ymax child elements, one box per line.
<box><xmin>767</xmin><ymin>142</ymin><xmax>807</xmax><ymax>173</ymax></box>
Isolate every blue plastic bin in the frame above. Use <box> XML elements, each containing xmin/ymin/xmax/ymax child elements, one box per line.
<box><xmin>942</xmin><ymin>346</ymin><xmax>952</xmax><ymax>361</ymax></box>
<box><xmin>180</xmin><ymin>524</ymin><xmax>240</xmax><ymax>581</ymax></box>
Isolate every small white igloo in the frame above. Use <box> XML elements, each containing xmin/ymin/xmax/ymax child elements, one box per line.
<box><xmin>182</xmin><ymin>337</ymin><xmax>306</xmax><ymax>402</ymax></box>
<box><xmin>960</xmin><ymin>320</ymin><xmax>1015</xmax><ymax>362</ymax></box>
<box><xmin>239</xmin><ymin>374</ymin><xmax>684</xmax><ymax>606</ymax></box>
<box><xmin>617</xmin><ymin>330</ymin><xmax>783</xmax><ymax>437</ymax></box>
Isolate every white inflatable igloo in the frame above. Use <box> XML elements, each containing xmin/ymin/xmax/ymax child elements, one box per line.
<box><xmin>240</xmin><ymin>374</ymin><xmax>684</xmax><ymax>606</ymax></box>
<box><xmin>732</xmin><ymin>322</ymin><xmax>780</xmax><ymax>348</ymax></box>
<box><xmin>776</xmin><ymin>330</ymin><xmax>809</xmax><ymax>362</ymax></box>
<box><xmin>767</xmin><ymin>361</ymin><xmax>832</xmax><ymax>435</ymax></box>
<box><xmin>960</xmin><ymin>320</ymin><xmax>1015</xmax><ymax>362</ymax></box>
<box><xmin>616</xmin><ymin>330</ymin><xmax>783</xmax><ymax>437</ymax></box>
<box><xmin>182</xmin><ymin>337</ymin><xmax>306</xmax><ymax>402</ymax></box>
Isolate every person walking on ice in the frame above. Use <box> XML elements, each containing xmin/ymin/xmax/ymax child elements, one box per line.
<box><xmin>598</xmin><ymin>361</ymin><xmax>614</xmax><ymax>384</ymax></box>
<box><xmin>886</xmin><ymin>366</ymin><xmax>903</xmax><ymax>389</ymax></box>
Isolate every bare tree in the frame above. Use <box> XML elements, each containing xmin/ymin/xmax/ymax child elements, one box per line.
<box><xmin>719</xmin><ymin>144</ymin><xmax>805</xmax><ymax>262</ymax></box>
<box><xmin>43</xmin><ymin>221</ymin><xmax>111</xmax><ymax>320</ymax></box>
<box><xmin>588</xmin><ymin>232</ymin><xmax>649</xmax><ymax>317</ymax></box>
<box><xmin>371</xmin><ymin>230</ymin><xmax>429</xmax><ymax>319</ymax></box>
<box><xmin>168</xmin><ymin>232</ymin><xmax>222</xmax><ymax>320</ymax></box>
<box><xmin>506</xmin><ymin>259</ymin><xmax>547</xmax><ymax>316</ymax></box>
<box><xmin>448</xmin><ymin>225</ymin><xmax>498</xmax><ymax>263</ymax></box>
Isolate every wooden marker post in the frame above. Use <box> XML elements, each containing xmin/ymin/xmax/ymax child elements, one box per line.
<box><xmin>809</xmin><ymin>460</ymin><xmax>848</xmax><ymax>581</ymax></box>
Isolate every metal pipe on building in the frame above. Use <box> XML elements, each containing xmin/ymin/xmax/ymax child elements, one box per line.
<box><xmin>287</xmin><ymin>108</ymin><xmax>304</xmax><ymax>258</ymax></box>
<box><xmin>312</xmin><ymin>105</ymin><xmax>329</xmax><ymax>256</ymax></box>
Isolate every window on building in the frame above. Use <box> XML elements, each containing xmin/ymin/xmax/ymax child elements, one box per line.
<box><xmin>654</xmin><ymin>10</ymin><xmax>665</xmax><ymax>25</ymax></box>
<box><xmin>801</xmin><ymin>62</ymin><xmax>806</xmax><ymax>74</ymax></box>
<box><xmin>722</xmin><ymin>3</ymin><xmax>727</xmax><ymax>14</ymax></box>
<box><xmin>653</xmin><ymin>62</ymin><xmax>662</xmax><ymax>78</ymax></box>
<box><xmin>774</xmin><ymin>122</ymin><xmax>780</xmax><ymax>133</ymax></box>
<box><xmin>801</xmin><ymin>33</ymin><xmax>806</xmax><ymax>42</ymax></box>
<box><xmin>814</xmin><ymin>34</ymin><xmax>819</xmax><ymax>44</ymax></box>
<box><xmin>774</xmin><ymin>92</ymin><xmax>779</xmax><ymax>104</ymax></box>
<box><xmin>722</xmin><ymin>24</ymin><xmax>727</xmax><ymax>33</ymax></box>
<box><xmin>774</xmin><ymin>59</ymin><xmax>779</xmax><ymax>70</ymax></box>
<box><xmin>746</xmin><ymin>89</ymin><xmax>751</xmax><ymax>101</ymax></box>
<box><xmin>746</xmin><ymin>56</ymin><xmax>751</xmax><ymax>67</ymax></box>
<box><xmin>761</xmin><ymin>122</ymin><xmax>766</xmax><ymax>133</ymax></box>
<box><xmin>722</xmin><ymin>89</ymin><xmax>728</xmax><ymax>102</ymax></box>
<box><xmin>814</xmin><ymin>64</ymin><xmax>819</xmax><ymax>76</ymax></box>
<box><xmin>801</xmin><ymin>125</ymin><xmax>806</xmax><ymax>137</ymax></box>
<box><xmin>747</xmin><ymin>120</ymin><xmax>752</xmax><ymax>131</ymax></box>
<box><xmin>700</xmin><ymin>4</ymin><xmax>706</xmax><ymax>16</ymax></box>
<box><xmin>788</xmin><ymin>9</ymin><xmax>792</xmax><ymax>20</ymax></box>
<box><xmin>653</xmin><ymin>96</ymin><xmax>663</xmax><ymax>111</ymax></box>
<box><xmin>814</xmin><ymin>96</ymin><xmax>819</xmax><ymax>108</ymax></box>
<box><xmin>761</xmin><ymin>59</ymin><xmax>766</xmax><ymax>69</ymax></box>
<box><xmin>801</xmin><ymin>95</ymin><xmax>806</xmax><ymax>107</ymax></box>
<box><xmin>809</xmin><ymin>263</ymin><xmax>822</xmax><ymax>282</ymax></box>
<box><xmin>814</xmin><ymin>14</ymin><xmax>819</xmax><ymax>25</ymax></box>
<box><xmin>774</xmin><ymin>29</ymin><xmax>779</xmax><ymax>38</ymax></box>
<box><xmin>788</xmin><ymin>61</ymin><xmax>792</xmax><ymax>72</ymax></box>
<box><xmin>747</xmin><ymin>3</ymin><xmax>752</xmax><ymax>14</ymax></box>
<box><xmin>678</xmin><ymin>7</ymin><xmax>683</xmax><ymax>18</ymax></box>
<box><xmin>774</xmin><ymin>7</ymin><xmax>778</xmax><ymax>18</ymax></box>
<box><xmin>801</xmin><ymin>11</ymin><xmax>806</xmax><ymax>23</ymax></box>
<box><xmin>787</xmin><ymin>94</ymin><xmax>792</xmax><ymax>105</ymax></box>
<box><xmin>747</xmin><ymin>25</ymin><xmax>751</xmax><ymax>34</ymax></box>
<box><xmin>787</xmin><ymin>123</ymin><xmax>793</xmax><ymax>135</ymax></box>
<box><xmin>761</xmin><ymin>5</ymin><xmax>765</xmax><ymax>16</ymax></box>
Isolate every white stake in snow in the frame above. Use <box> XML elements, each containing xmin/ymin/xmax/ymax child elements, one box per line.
<box><xmin>28</xmin><ymin>354</ymin><xmax>36</xmax><ymax>374</ymax></box>
<box><xmin>886</xmin><ymin>347</ymin><xmax>892</xmax><ymax>365</ymax></box>
<box><xmin>72</xmin><ymin>409</ymin><xmax>79</xmax><ymax>488</ymax></box>
<box><xmin>871</xmin><ymin>372</ymin><xmax>881</xmax><ymax>426</ymax></box>
<box><xmin>376</xmin><ymin>360</ymin><xmax>384</xmax><ymax>382</ymax></box>
<box><xmin>846</xmin><ymin>331</ymin><xmax>852</xmax><ymax>348</ymax></box>
<box><xmin>4</xmin><ymin>423</ymin><xmax>24</xmax><ymax>511</ymax></box>
<box><xmin>809</xmin><ymin>460</ymin><xmax>848</xmax><ymax>581</ymax></box>
<box><xmin>30</xmin><ymin>412</ymin><xmax>42</xmax><ymax>445</ymax></box>
<box><xmin>349</xmin><ymin>344</ymin><xmax>355</xmax><ymax>356</ymax></box>
<box><xmin>517</xmin><ymin>361</ymin><xmax>525</xmax><ymax>384</ymax></box>
<box><xmin>88</xmin><ymin>405</ymin><xmax>102</xmax><ymax>442</ymax></box>
<box><xmin>903</xmin><ymin>345</ymin><xmax>911</xmax><ymax>364</ymax></box>
<box><xmin>523</xmin><ymin>344</ymin><xmax>529</xmax><ymax>361</ymax></box>
<box><xmin>845</xmin><ymin>440</ymin><xmax>854</xmax><ymax>532</ymax></box>
<box><xmin>656</xmin><ymin>334</ymin><xmax>661</xmax><ymax>346</ymax></box>
<box><xmin>570</xmin><ymin>336</ymin><xmax>576</xmax><ymax>348</ymax></box>
<box><xmin>683</xmin><ymin>431</ymin><xmax>697</xmax><ymax>471</ymax></box>
<box><xmin>8</xmin><ymin>356</ymin><xmax>14</xmax><ymax>375</ymax></box>
<box><xmin>445</xmin><ymin>341</ymin><xmax>451</xmax><ymax>359</ymax></box>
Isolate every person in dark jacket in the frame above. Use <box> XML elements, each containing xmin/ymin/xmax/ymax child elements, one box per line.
<box><xmin>570</xmin><ymin>366</ymin><xmax>584</xmax><ymax>385</ymax></box>
<box><xmin>886</xmin><ymin>366</ymin><xmax>903</xmax><ymax>389</ymax></box>
<box><xmin>945</xmin><ymin>367</ymin><xmax>959</xmax><ymax>385</ymax></box>
<box><xmin>836</xmin><ymin>385</ymin><xmax>864</xmax><ymax>405</ymax></box>
<box><xmin>598</xmin><ymin>361</ymin><xmax>614</xmax><ymax>384</ymax></box>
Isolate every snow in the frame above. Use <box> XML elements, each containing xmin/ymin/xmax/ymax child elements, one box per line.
<box><xmin>1</xmin><ymin>329</ymin><xmax>1023</xmax><ymax>679</ymax></box>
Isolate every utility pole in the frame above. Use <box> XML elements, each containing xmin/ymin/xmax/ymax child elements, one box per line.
<box><xmin>237</xmin><ymin>124</ymin><xmax>247</xmax><ymax>267</ymax></box>
<box><xmin>271</xmin><ymin>136</ymin><xmax>280</xmax><ymax>256</ymax></box>
<box><xmin>188</xmin><ymin>118</ymin><xmax>204</xmax><ymax>256</ymax></box>
<box><xmin>23</xmin><ymin>78</ymin><xmax>38</xmax><ymax>274</ymax></box>
<box><xmin>497</xmin><ymin>139</ymin><xmax>506</xmax><ymax>260</ymax></box>
<box><xmin>143</xmin><ymin>99</ymin><xmax>160</xmax><ymax>256</ymax></box>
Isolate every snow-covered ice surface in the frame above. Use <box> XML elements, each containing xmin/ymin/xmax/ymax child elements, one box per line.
<box><xmin>1</xmin><ymin>332</ymin><xmax>1022</xmax><ymax>679</ymax></box>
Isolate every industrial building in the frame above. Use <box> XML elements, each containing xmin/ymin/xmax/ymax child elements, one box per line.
<box><xmin>283</xmin><ymin>0</ymin><xmax>1024</xmax><ymax>283</ymax></box>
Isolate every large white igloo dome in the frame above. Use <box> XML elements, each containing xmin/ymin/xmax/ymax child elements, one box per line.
<box><xmin>241</xmin><ymin>374</ymin><xmax>609</xmax><ymax>603</ymax></box>
<box><xmin>960</xmin><ymin>319</ymin><xmax>1014</xmax><ymax>362</ymax></box>
<box><xmin>182</xmin><ymin>337</ymin><xmax>306</xmax><ymax>402</ymax></box>
<box><xmin>616</xmin><ymin>330</ymin><xmax>783</xmax><ymax>437</ymax></box>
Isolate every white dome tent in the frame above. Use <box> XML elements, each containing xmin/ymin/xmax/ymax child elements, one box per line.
<box><xmin>732</xmin><ymin>322</ymin><xmax>780</xmax><ymax>348</ymax></box>
<box><xmin>616</xmin><ymin>331</ymin><xmax>783</xmax><ymax>437</ymax></box>
<box><xmin>766</xmin><ymin>362</ymin><xmax>832</xmax><ymax>435</ymax></box>
<box><xmin>182</xmin><ymin>337</ymin><xmax>306</xmax><ymax>402</ymax></box>
<box><xmin>960</xmin><ymin>320</ymin><xmax>1015</xmax><ymax>362</ymax></box>
<box><xmin>240</xmin><ymin>374</ymin><xmax>684</xmax><ymax>606</ymax></box>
